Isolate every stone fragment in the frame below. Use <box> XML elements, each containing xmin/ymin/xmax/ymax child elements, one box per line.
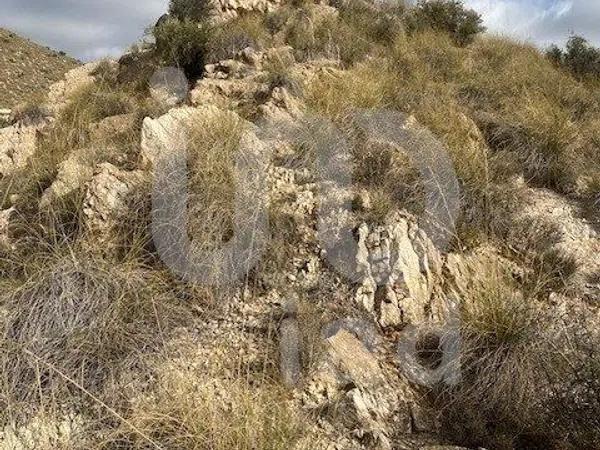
<box><xmin>355</xmin><ymin>212</ymin><xmax>442</xmax><ymax>328</ymax></box>
<box><xmin>0</xmin><ymin>122</ymin><xmax>44</xmax><ymax>177</ymax></box>
<box><xmin>82</xmin><ymin>163</ymin><xmax>146</xmax><ymax>248</ymax></box>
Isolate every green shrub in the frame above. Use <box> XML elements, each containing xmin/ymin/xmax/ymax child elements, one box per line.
<box><xmin>546</xmin><ymin>35</ymin><xmax>600</xmax><ymax>80</ymax></box>
<box><xmin>407</xmin><ymin>0</ymin><xmax>485</xmax><ymax>46</ymax></box>
<box><xmin>168</xmin><ymin>0</ymin><xmax>212</xmax><ymax>22</ymax></box>
<box><xmin>153</xmin><ymin>18</ymin><xmax>210</xmax><ymax>79</ymax></box>
<box><xmin>546</xmin><ymin>44</ymin><xmax>564</xmax><ymax>67</ymax></box>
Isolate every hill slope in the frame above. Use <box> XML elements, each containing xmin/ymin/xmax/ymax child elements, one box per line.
<box><xmin>0</xmin><ymin>1</ymin><xmax>599</xmax><ymax>449</ymax></box>
<box><xmin>0</xmin><ymin>28</ymin><xmax>79</xmax><ymax>109</ymax></box>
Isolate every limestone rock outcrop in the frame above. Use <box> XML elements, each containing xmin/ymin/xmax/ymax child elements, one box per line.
<box><xmin>40</xmin><ymin>148</ymin><xmax>96</xmax><ymax>209</ymax></box>
<box><xmin>82</xmin><ymin>163</ymin><xmax>146</xmax><ymax>247</ymax></box>
<box><xmin>141</xmin><ymin>105</ymin><xmax>244</xmax><ymax>169</ymax></box>
<box><xmin>211</xmin><ymin>0</ymin><xmax>284</xmax><ymax>23</ymax></box>
<box><xmin>301</xmin><ymin>329</ymin><xmax>414</xmax><ymax>450</ymax></box>
<box><xmin>0</xmin><ymin>121</ymin><xmax>45</xmax><ymax>177</ymax></box>
<box><xmin>46</xmin><ymin>62</ymin><xmax>102</xmax><ymax>115</ymax></box>
<box><xmin>355</xmin><ymin>212</ymin><xmax>443</xmax><ymax>329</ymax></box>
<box><xmin>509</xmin><ymin>183</ymin><xmax>600</xmax><ymax>299</ymax></box>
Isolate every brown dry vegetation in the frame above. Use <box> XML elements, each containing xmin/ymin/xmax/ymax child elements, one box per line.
<box><xmin>0</xmin><ymin>28</ymin><xmax>78</xmax><ymax>109</ymax></box>
<box><xmin>1</xmin><ymin>1</ymin><xmax>599</xmax><ymax>449</ymax></box>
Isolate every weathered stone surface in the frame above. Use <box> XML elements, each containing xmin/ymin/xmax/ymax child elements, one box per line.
<box><xmin>326</xmin><ymin>329</ymin><xmax>385</xmax><ymax>388</ymax></box>
<box><xmin>141</xmin><ymin>105</ymin><xmax>242</xmax><ymax>169</ymax></box>
<box><xmin>40</xmin><ymin>149</ymin><xmax>96</xmax><ymax>209</ymax></box>
<box><xmin>0</xmin><ymin>415</ymin><xmax>82</xmax><ymax>450</ymax></box>
<box><xmin>0</xmin><ymin>207</ymin><xmax>16</xmax><ymax>252</ymax></box>
<box><xmin>89</xmin><ymin>113</ymin><xmax>136</xmax><ymax>142</ymax></box>
<box><xmin>258</xmin><ymin>86</ymin><xmax>304</xmax><ymax>124</ymax></box>
<box><xmin>0</xmin><ymin>122</ymin><xmax>43</xmax><ymax>177</ymax></box>
<box><xmin>508</xmin><ymin>183</ymin><xmax>600</xmax><ymax>299</ymax></box>
<box><xmin>149</xmin><ymin>67</ymin><xmax>189</xmax><ymax>107</ymax></box>
<box><xmin>301</xmin><ymin>329</ymin><xmax>413</xmax><ymax>450</ymax></box>
<box><xmin>82</xmin><ymin>163</ymin><xmax>146</xmax><ymax>247</ymax></box>
<box><xmin>355</xmin><ymin>212</ymin><xmax>443</xmax><ymax>328</ymax></box>
<box><xmin>211</xmin><ymin>0</ymin><xmax>284</xmax><ymax>23</ymax></box>
<box><xmin>46</xmin><ymin>62</ymin><xmax>102</xmax><ymax>115</ymax></box>
<box><xmin>191</xmin><ymin>76</ymin><xmax>267</xmax><ymax>110</ymax></box>
<box><xmin>0</xmin><ymin>109</ymin><xmax>11</xmax><ymax>124</ymax></box>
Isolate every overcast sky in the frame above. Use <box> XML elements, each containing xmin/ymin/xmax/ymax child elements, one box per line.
<box><xmin>1</xmin><ymin>1</ymin><xmax>599</xmax><ymax>61</ymax></box>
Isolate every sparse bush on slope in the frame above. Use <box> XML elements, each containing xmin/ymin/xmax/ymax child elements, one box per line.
<box><xmin>153</xmin><ymin>18</ymin><xmax>210</xmax><ymax>79</ymax></box>
<box><xmin>0</xmin><ymin>252</ymin><xmax>190</xmax><ymax>419</ymax></box>
<box><xmin>435</xmin><ymin>261</ymin><xmax>600</xmax><ymax>449</ymax></box>
<box><xmin>308</xmin><ymin>31</ymin><xmax>600</xmax><ymax>241</ymax></box>
<box><xmin>407</xmin><ymin>0</ymin><xmax>485</xmax><ymax>46</ymax></box>
<box><xmin>547</xmin><ymin>35</ymin><xmax>600</xmax><ymax>80</ymax></box>
<box><xmin>169</xmin><ymin>0</ymin><xmax>212</xmax><ymax>22</ymax></box>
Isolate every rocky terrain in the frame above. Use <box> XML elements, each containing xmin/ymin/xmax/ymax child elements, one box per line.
<box><xmin>0</xmin><ymin>28</ymin><xmax>78</xmax><ymax>113</ymax></box>
<box><xmin>0</xmin><ymin>1</ymin><xmax>599</xmax><ymax>449</ymax></box>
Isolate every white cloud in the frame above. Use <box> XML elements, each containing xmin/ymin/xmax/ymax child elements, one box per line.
<box><xmin>1</xmin><ymin>1</ymin><xmax>600</xmax><ymax>61</ymax></box>
<box><xmin>464</xmin><ymin>0</ymin><xmax>600</xmax><ymax>48</ymax></box>
<box><xmin>0</xmin><ymin>0</ymin><xmax>168</xmax><ymax>61</ymax></box>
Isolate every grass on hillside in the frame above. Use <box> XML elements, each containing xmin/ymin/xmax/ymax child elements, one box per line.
<box><xmin>1</xmin><ymin>1</ymin><xmax>600</xmax><ymax>449</ymax></box>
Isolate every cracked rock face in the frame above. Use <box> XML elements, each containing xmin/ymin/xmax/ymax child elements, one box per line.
<box><xmin>46</xmin><ymin>62</ymin><xmax>102</xmax><ymax>115</ymax></box>
<box><xmin>301</xmin><ymin>329</ymin><xmax>413</xmax><ymax>450</ymax></box>
<box><xmin>82</xmin><ymin>163</ymin><xmax>146</xmax><ymax>248</ymax></box>
<box><xmin>355</xmin><ymin>212</ymin><xmax>443</xmax><ymax>328</ymax></box>
<box><xmin>40</xmin><ymin>148</ymin><xmax>96</xmax><ymax>209</ymax></box>
<box><xmin>0</xmin><ymin>207</ymin><xmax>16</xmax><ymax>253</ymax></box>
<box><xmin>0</xmin><ymin>122</ymin><xmax>44</xmax><ymax>177</ymax></box>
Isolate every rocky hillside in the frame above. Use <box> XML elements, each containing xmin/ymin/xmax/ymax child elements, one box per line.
<box><xmin>0</xmin><ymin>1</ymin><xmax>599</xmax><ymax>449</ymax></box>
<box><xmin>0</xmin><ymin>28</ymin><xmax>78</xmax><ymax>110</ymax></box>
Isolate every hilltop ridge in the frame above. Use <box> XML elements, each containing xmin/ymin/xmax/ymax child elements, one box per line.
<box><xmin>0</xmin><ymin>1</ymin><xmax>599</xmax><ymax>449</ymax></box>
<box><xmin>0</xmin><ymin>28</ymin><xmax>78</xmax><ymax>109</ymax></box>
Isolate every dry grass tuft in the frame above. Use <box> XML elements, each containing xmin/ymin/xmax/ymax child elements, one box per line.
<box><xmin>0</xmin><ymin>251</ymin><xmax>190</xmax><ymax>421</ymax></box>
<box><xmin>187</xmin><ymin>111</ymin><xmax>245</xmax><ymax>253</ymax></box>
<box><xmin>108</xmin><ymin>366</ymin><xmax>303</xmax><ymax>449</ymax></box>
<box><xmin>437</xmin><ymin>260</ymin><xmax>600</xmax><ymax>449</ymax></box>
<box><xmin>207</xmin><ymin>13</ymin><xmax>273</xmax><ymax>63</ymax></box>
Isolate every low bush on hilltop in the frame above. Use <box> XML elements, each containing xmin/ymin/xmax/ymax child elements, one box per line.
<box><xmin>547</xmin><ymin>35</ymin><xmax>600</xmax><ymax>80</ymax></box>
<box><xmin>153</xmin><ymin>18</ymin><xmax>210</xmax><ymax>79</ymax></box>
<box><xmin>407</xmin><ymin>0</ymin><xmax>485</xmax><ymax>46</ymax></box>
<box><xmin>169</xmin><ymin>0</ymin><xmax>212</xmax><ymax>22</ymax></box>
